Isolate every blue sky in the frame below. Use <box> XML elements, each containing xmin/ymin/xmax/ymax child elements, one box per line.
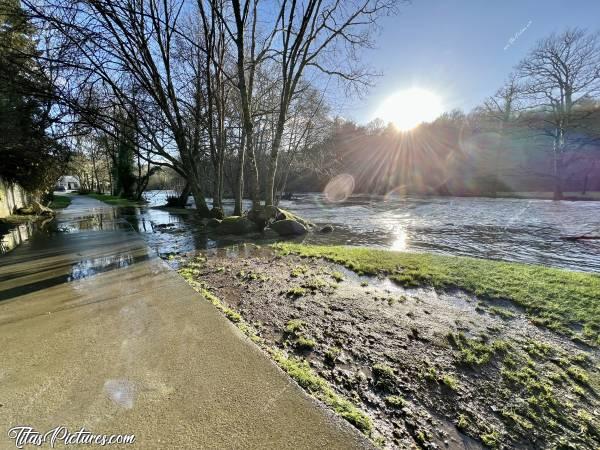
<box><xmin>338</xmin><ymin>0</ymin><xmax>600</xmax><ymax>123</ymax></box>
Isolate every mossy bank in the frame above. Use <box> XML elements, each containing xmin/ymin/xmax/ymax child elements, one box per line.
<box><xmin>174</xmin><ymin>244</ymin><xmax>600</xmax><ymax>449</ymax></box>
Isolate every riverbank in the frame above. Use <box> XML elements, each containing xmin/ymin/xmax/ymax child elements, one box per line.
<box><xmin>497</xmin><ymin>191</ymin><xmax>600</xmax><ymax>201</ymax></box>
<box><xmin>175</xmin><ymin>244</ymin><xmax>600</xmax><ymax>449</ymax></box>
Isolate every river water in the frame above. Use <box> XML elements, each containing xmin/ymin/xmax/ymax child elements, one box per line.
<box><xmin>133</xmin><ymin>191</ymin><xmax>600</xmax><ymax>273</ymax></box>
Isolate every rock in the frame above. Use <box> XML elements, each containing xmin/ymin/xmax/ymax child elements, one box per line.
<box><xmin>262</xmin><ymin>228</ymin><xmax>279</xmax><ymax>239</ymax></box>
<box><xmin>246</xmin><ymin>205</ymin><xmax>314</xmax><ymax>229</ymax></box>
<box><xmin>268</xmin><ymin>219</ymin><xmax>307</xmax><ymax>236</ymax></box>
<box><xmin>206</xmin><ymin>218</ymin><xmax>222</xmax><ymax>228</ymax></box>
<box><xmin>276</xmin><ymin>207</ymin><xmax>314</xmax><ymax>228</ymax></box>
<box><xmin>215</xmin><ymin>216</ymin><xmax>259</xmax><ymax>235</ymax></box>
<box><xmin>154</xmin><ymin>223</ymin><xmax>175</xmax><ymax>229</ymax></box>
<box><xmin>320</xmin><ymin>224</ymin><xmax>334</xmax><ymax>233</ymax></box>
<box><xmin>246</xmin><ymin>205</ymin><xmax>279</xmax><ymax>228</ymax></box>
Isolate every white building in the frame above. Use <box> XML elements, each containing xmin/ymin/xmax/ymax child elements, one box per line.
<box><xmin>55</xmin><ymin>176</ymin><xmax>81</xmax><ymax>191</ymax></box>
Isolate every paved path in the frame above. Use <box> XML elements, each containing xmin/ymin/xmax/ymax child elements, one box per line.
<box><xmin>0</xmin><ymin>196</ymin><xmax>371</xmax><ymax>449</ymax></box>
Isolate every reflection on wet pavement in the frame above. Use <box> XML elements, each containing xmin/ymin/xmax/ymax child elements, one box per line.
<box><xmin>69</xmin><ymin>253</ymin><xmax>149</xmax><ymax>281</ymax></box>
<box><xmin>0</xmin><ymin>194</ymin><xmax>371</xmax><ymax>450</ymax></box>
<box><xmin>0</xmin><ymin>198</ymin><xmax>152</xmax><ymax>302</ymax></box>
<box><xmin>1</xmin><ymin>222</ymin><xmax>34</xmax><ymax>254</ymax></box>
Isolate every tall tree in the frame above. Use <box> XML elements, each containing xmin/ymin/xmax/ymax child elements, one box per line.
<box><xmin>0</xmin><ymin>0</ymin><xmax>68</xmax><ymax>194</ymax></box>
<box><xmin>262</xmin><ymin>0</ymin><xmax>397</xmax><ymax>206</ymax></box>
<box><xmin>516</xmin><ymin>28</ymin><xmax>600</xmax><ymax>200</ymax></box>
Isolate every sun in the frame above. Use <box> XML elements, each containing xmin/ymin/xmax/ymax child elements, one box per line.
<box><xmin>375</xmin><ymin>88</ymin><xmax>443</xmax><ymax>131</ymax></box>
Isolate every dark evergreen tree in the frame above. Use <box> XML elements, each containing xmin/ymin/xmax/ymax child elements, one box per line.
<box><xmin>0</xmin><ymin>0</ymin><xmax>68</xmax><ymax>193</ymax></box>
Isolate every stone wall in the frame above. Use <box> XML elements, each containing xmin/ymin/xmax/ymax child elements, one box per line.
<box><xmin>0</xmin><ymin>177</ymin><xmax>30</xmax><ymax>219</ymax></box>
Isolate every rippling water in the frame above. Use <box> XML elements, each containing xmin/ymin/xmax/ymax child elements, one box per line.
<box><xmin>136</xmin><ymin>191</ymin><xmax>600</xmax><ymax>272</ymax></box>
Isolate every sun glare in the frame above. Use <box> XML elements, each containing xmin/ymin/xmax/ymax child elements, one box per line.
<box><xmin>376</xmin><ymin>88</ymin><xmax>443</xmax><ymax>131</ymax></box>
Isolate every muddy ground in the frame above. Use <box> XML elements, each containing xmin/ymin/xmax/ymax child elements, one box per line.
<box><xmin>173</xmin><ymin>245</ymin><xmax>599</xmax><ymax>449</ymax></box>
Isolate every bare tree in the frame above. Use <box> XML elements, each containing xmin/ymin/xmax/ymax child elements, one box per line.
<box><xmin>262</xmin><ymin>0</ymin><xmax>398</xmax><ymax>206</ymax></box>
<box><xmin>482</xmin><ymin>73</ymin><xmax>523</xmax><ymax>196</ymax></box>
<box><xmin>516</xmin><ymin>28</ymin><xmax>600</xmax><ymax>199</ymax></box>
<box><xmin>24</xmin><ymin>0</ymin><xmax>214</xmax><ymax>214</ymax></box>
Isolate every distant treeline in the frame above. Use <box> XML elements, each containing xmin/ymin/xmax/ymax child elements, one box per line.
<box><xmin>284</xmin><ymin>106</ymin><xmax>600</xmax><ymax>197</ymax></box>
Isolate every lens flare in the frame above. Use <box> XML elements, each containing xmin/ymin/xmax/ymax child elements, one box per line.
<box><xmin>323</xmin><ymin>174</ymin><xmax>355</xmax><ymax>203</ymax></box>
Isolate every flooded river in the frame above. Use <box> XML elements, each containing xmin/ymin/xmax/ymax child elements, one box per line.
<box><xmin>134</xmin><ymin>191</ymin><xmax>600</xmax><ymax>272</ymax></box>
<box><xmin>3</xmin><ymin>191</ymin><xmax>599</xmax><ymax>272</ymax></box>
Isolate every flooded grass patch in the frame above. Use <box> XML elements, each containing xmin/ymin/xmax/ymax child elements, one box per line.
<box><xmin>274</xmin><ymin>243</ymin><xmax>600</xmax><ymax>345</ymax></box>
<box><xmin>49</xmin><ymin>195</ymin><xmax>72</xmax><ymax>209</ymax></box>
<box><xmin>174</xmin><ymin>246</ymin><xmax>600</xmax><ymax>449</ymax></box>
<box><xmin>84</xmin><ymin>193</ymin><xmax>145</xmax><ymax>207</ymax></box>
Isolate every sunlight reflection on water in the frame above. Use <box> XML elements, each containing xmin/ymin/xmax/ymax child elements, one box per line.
<box><xmin>137</xmin><ymin>191</ymin><xmax>600</xmax><ymax>272</ymax></box>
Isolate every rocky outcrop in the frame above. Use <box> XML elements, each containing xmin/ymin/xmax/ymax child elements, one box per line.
<box><xmin>268</xmin><ymin>219</ymin><xmax>308</xmax><ymax>236</ymax></box>
<box><xmin>320</xmin><ymin>225</ymin><xmax>334</xmax><ymax>233</ymax></box>
<box><xmin>215</xmin><ymin>216</ymin><xmax>259</xmax><ymax>235</ymax></box>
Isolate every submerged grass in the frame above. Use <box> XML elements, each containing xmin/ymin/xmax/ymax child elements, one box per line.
<box><xmin>49</xmin><ymin>195</ymin><xmax>72</xmax><ymax>209</ymax></box>
<box><xmin>84</xmin><ymin>192</ymin><xmax>144</xmax><ymax>207</ymax></box>
<box><xmin>274</xmin><ymin>243</ymin><xmax>600</xmax><ymax>344</ymax></box>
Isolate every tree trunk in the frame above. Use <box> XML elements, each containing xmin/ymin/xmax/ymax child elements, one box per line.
<box><xmin>178</xmin><ymin>182</ymin><xmax>191</xmax><ymax>206</ymax></box>
<box><xmin>265</xmin><ymin>112</ymin><xmax>286</xmax><ymax>206</ymax></box>
<box><xmin>553</xmin><ymin>155</ymin><xmax>564</xmax><ymax>201</ymax></box>
<box><xmin>234</xmin><ymin>131</ymin><xmax>246</xmax><ymax>216</ymax></box>
<box><xmin>553</xmin><ymin>130</ymin><xmax>564</xmax><ymax>201</ymax></box>
<box><xmin>190</xmin><ymin>181</ymin><xmax>209</xmax><ymax>216</ymax></box>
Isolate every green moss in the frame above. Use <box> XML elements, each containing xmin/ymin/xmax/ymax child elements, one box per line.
<box><xmin>424</xmin><ymin>366</ymin><xmax>438</xmax><ymax>382</ymax></box>
<box><xmin>296</xmin><ymin>336</ymin><xmax>316</xmax><ymax>350</ymax></box>
<box><xmin>480</xmin><ymin>429</ymin><xmax>501</xmax><ymax>448</ymax></box>
<box><xmin>331</xmin><ymin>270</ymin><xmax>344</xmax><ymax>282</ymax></box>
<box><xmin>456</xmin><ymin>414</ymin><xmax>468</xmax><ymax>430</ymax></box>
<box><xmin>447</xmin><ymin>332</ymin><xmax>508</xmax><ymax>365</ymax></box>
<box><xmin>384</xmin><ymin>395</ymin><xmax>406</xmax><ymax>408</ymax></box>
<box><xmin>372</xmin><ymin>363</ymin><xmax>395</xmax><ymax>379</ymax></box>
<box><xmin>488</xmin><ymin>306</ymin><xmax>516</xmax><ymax>319</ymax></box>
<box><xmin>502</xmin><ymin>409</ymin><xmax>534</xmax><ymax>431</ymax></box>
<box><xmin>523</xmin><ymin>340</ymin><xmax>553</xmax><ymax>359</ymax></box>
<box><xmin>290</xmin><ymin>265</ymin><xmax>309</xmax><ymax>278</ymax></box>
<box><xmin>285</xmin><ymin>319</ymin><xmax>305</xmax><ymax>334</ymax></box>
<box><xmin>303</xmin><ymin>277</ymin><xmax>328</xmax><ymax>292</ymax></box>
<box><xmin>274</xmin><ymin>243</ymin><xmax>600</xmax><ymax>344</ymax></box>
<box><xmin>325</xmin><ymin>346</ymin><xmax>342</xmax><ymax>364</ymax></box>
<box><xmin>566</xmin><ymin>366</ymin><xmax>590</xmax><ymax>385</ymax></box>
<box><xmin>442</xmin><ymin>374</ymin><xmax>459</xmax><ymax>391</ymax></box>
<box><xmin>287</xmin><ymin>286</ymin><xmax>307</xmax><ymax>297</ymax></box>
<box><xmin>271</xmin><ymin>352</ymin><xmax>373</xmax><ymax>434</ymax></box>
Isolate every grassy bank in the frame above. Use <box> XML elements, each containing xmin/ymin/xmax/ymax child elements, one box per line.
<box><xmin>84</xmin><ymin>193</ymin><xmax>144</xmax><ymax>207</ymax></box>
<box><xmin>274</xmin><ymin>243</ymin><xmax>600</xmax><ymax>345</ymax></box>
<box><xmin>49</xmin><ymin>195</ymin><xmax>72</xmax><ymax>209</ymax></box>
<box><xmin>175</xmin><ymin>247</ymin><xmax>599</xmax><ymax>448</ymax></box>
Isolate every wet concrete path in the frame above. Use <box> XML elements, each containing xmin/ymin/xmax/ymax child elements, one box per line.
<box><xmin>0</xmin><ymin>195</ymin><xmax>371</xmax><ymax>449</ymax></box>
